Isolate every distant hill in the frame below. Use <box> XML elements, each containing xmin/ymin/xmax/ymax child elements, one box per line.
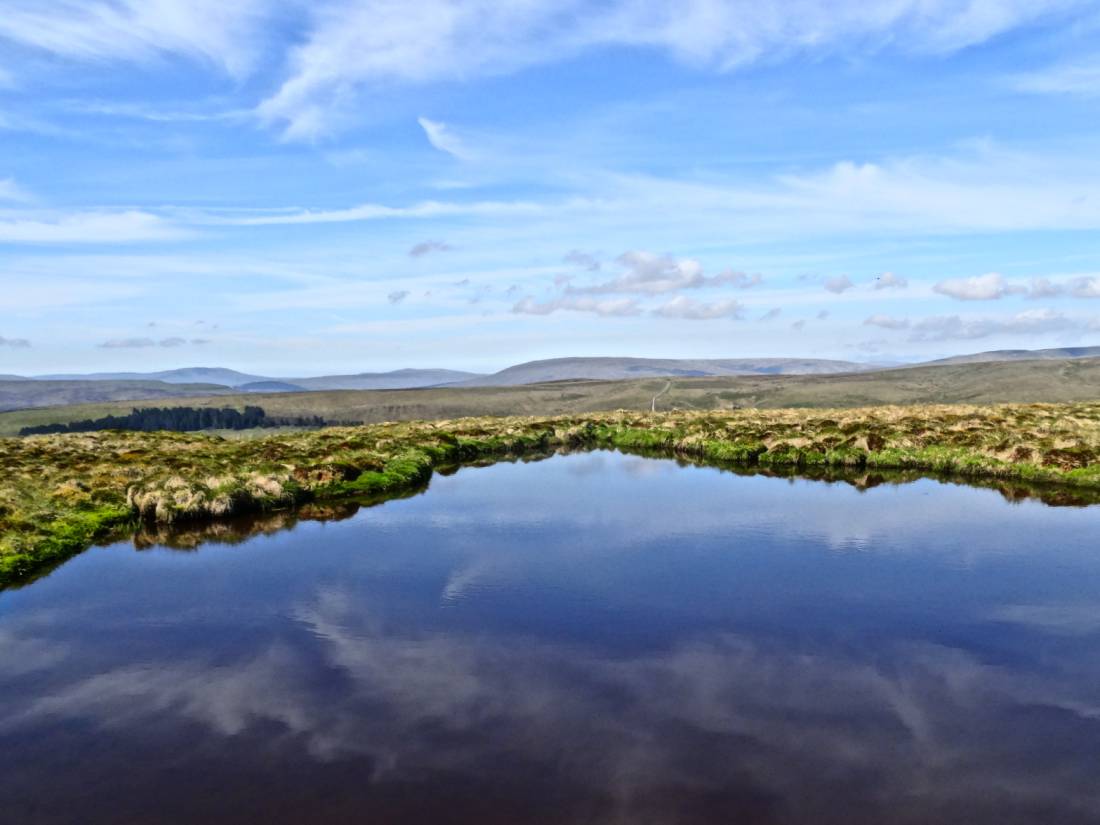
<box><xmin>35</xmin><ymin>367</ymin><xmax>269</xmax><ymax>387</ymax></box>
<box><xmin>0</xmin><ymin>380</ymin><xmax>234</xmax><ymax>412</ymax></box>
<box><xmin>458</xmin><ymin>357</ymin><xmax>873</xmax><ymax>386</ymax></box>
<box><xmin>30</xmin><ymin>366</ymin><xmax>486</xmax><ymax>391</ymax></box>
<box><xmin>4</xmin><ymin>357</ymin><xmax>1099</xmax><ymax>435</ymax></box>
<box><xmin>293</xmin><ymin>369</ymin><xmax>485</xmax><ymax>391</ymax></box>
<box><xmin>926</xmin><ymin>346</ymin><xmax>1100</xmax><ymax>366</ymax></box>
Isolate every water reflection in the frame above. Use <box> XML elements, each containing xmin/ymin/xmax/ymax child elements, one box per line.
<box><xmin>2</xmin><ymin>451</ymin><xmax>1100</xmax><ymax>824</ymax></box>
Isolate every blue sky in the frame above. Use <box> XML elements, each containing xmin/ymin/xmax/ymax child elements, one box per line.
<box><xmin>1</xmin><ymin>0</ymin><xmax>1099</xmax><ymax>375</ymax></box>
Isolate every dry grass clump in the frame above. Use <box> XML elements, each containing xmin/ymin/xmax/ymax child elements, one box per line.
<box><xmin>1</xmin><ymin>402</ymin><xmax>1098</xmax><ymax>585</ymax></box>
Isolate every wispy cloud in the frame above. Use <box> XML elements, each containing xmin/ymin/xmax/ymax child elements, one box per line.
<box><xmin>417</xmin><ymin>117</ymin><xmax>473</xmax><ymax>160</ymax></box>
<box><xmin>98</xmin><ymin>336</ymin><xmax>209</xmax><ymax>349</ymax></box>
<box><xmin>221</xmin><ymin>198</ymin><xmax>558</xmax><ymax>226</ymax></box>
<box><xmin>824</xmin><ymin>275</ymin><xmax>854</xmax><ymax>294</ymax></box>
<box><xmin>387</xmin><ymin>290</ymin><xmax>409</xmax><ymax>304</ymax></box>
<box><xmin>512</xmin><ymin>295</ymin><xmax>641</xmax><ymax>317</ymax></box>
<box><xmin>0</xmin><ymin>0</ymin><xmax>271</xmax><ymax>79</ymax></box>
<box><xmin>652</xmin><ymin>296</ymin><xmax>743</xmax><ymax>320</ymax></box>
<box><xmin>256</xmin><ymin>0</ymin><xmax>1084</xmax><ymax>138</ymax></box>
<box><xmin>0</xmin><ymin>335</ymin><xmax>31</xmax><ymax>348</ymax></box>
<box><xmin>1013</xmin><ymin>59</ymin><xmax>1100</xmax><ymax>97</ymax></box>
<box><xmin>0</xmin><ymin>210</ymin><xmax>183</xmax><ymax>243</ymax></box>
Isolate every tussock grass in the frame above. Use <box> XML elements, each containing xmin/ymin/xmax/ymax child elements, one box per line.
<box><xmin>2</xmin><ymin>402</ymin><xmax>1098</xmax><ymax>587</ymax></box>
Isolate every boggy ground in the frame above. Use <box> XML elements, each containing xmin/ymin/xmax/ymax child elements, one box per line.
<box><xmin>2</xmin><ymin>402</ymin><xmax>1099</xmax><ymax>587</ymax></box>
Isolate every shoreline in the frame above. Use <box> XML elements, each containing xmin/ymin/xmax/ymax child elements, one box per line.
<box><xmin>2</xmin><ymin>403</ymin><xmax>1098</xmax><ymax>588</ymax></box>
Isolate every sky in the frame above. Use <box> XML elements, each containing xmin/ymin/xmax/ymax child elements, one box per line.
<box><xmin>1</xmin><ymin>0</ymin><xmax>1099</xmax><ymax>376</ymax></box>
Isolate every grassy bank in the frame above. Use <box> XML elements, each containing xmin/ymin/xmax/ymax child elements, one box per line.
<box><xmin>2</xmin><ymin>402</ymin><xmax>1099</xmax><ymax>587</ymax></box>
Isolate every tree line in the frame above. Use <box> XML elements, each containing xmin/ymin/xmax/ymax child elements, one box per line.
<box><xmin>20</xmin><ymin>405</ymin><xmax>330</xmax><ymax>436</ymax></box>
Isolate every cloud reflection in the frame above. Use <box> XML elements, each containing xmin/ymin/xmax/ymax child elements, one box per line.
<box><xmin>6</xmin><ymin>584</ymin><xmax>1100</xmax><ymax>823</ymax></box>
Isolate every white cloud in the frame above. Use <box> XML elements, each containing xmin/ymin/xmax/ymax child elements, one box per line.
<box><xmin>0</xmin><ymin>335</ymin><xmax>31</xmax><ymax>348</ymax></box>
<box><xmin>652</xmin><ymin>296</ymin><xmax>743</xmax><ymax>320</ymax></box>
<box><xmin>1070</xmin><ymin>276</ymin><xmax>1100</xmax><ymax>298</ymax></box>
<box><xmin>1014</xmin><ymin>59</ymin><xmax>1100</xmax><ymax>97</ymax></box>
<box><xmin>1016</xmin><ymin>278</ymin><xmax>1095</xmax><ymax>301</ymax></box>
<box><xmin>417</xmin><ymin>117</ymin><xmax>473</xmax><ymax>160</ymax></box>
<box><xmin>933</xmin><ymin>272</ymin><xmax>1023</xmax><ymax>301</ymax></box>
<box><xmin>824</xmin><ymin>275</ymin><xmax>854</xmax><ymax>294</ymax></box>
<box><xmin>908</xmin><ymin>309</ymin><xmax>1088</xmax><ymax>342</ymax></box>
<box><xmin>1025</xmin><ymin>275</ymin><xmax>1100</xmax><ymax>299</ymax></box>
<box><xmin>864</xmin><ymin>314</ymin><xmax>910</xmax><ymax>330</ymax></box>
<box><xmin>0</xmin><ymin>0</ymin><xmax>271</xmax><ymax>79</ymax></box>
<box><xmin>257</xmin><ymin>0</ymin><xmax>1085</xmax><ymax>138</ymax></box>
<box><xmin>929</xmin><ymin>272</ymin><xmax>1100</xmax><ymax>301</ymax></box>
<box><xmin>761</xmin><ymin>149</ymin><xmax>1100</xmax><ymax>234</ymax></box>
<box><xmin>198</xmin><ymin>141</ymin><xmax>1100</xmax><ymax>240</ymax></box>
<box><xmin>569</xmin><ymin>251</ymin><xmax>754</xmax><ymax>295</ymax></box>
<box><xmin>873</xmin><ymin>271</ymin><xmax>908</xmax><ymax>290</ymax></box>
<box><xmin>0</xmin><ymin>210</ymin><xmax>184</xmax><ymax>243</ymax></box>
<box><xmin>222</xmin><ymin>198</ymin><xmax>557</xmax><ymax>226</ymax></box>
<box><xmin>512</xmin><ymin>295</ymin><xmax>640</xmax><ymax>317</ymax></box>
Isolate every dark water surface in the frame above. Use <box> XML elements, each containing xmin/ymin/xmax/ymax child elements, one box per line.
<box><xmin>3</xmin><ymin>451</ymin><xmax>1100</xmax><ymax>824</ymax></box>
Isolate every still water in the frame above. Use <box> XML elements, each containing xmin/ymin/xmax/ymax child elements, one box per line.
<box><xmin>2</xmin><ymin>451</ymin><xmax>1100</xmax><ymax>824</ymax></box>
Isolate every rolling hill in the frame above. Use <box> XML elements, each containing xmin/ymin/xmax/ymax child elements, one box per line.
<box><xmin>0</xmin><ymin>380</ymin><xmax>234</xmax><ymax>413</ymax></box>
<box><xmin>292</xmin><ymin>368</ymin><xmax>485</xmax><ymax>390</ymax></box>
<box><xmin>458</xmin><ymin>357</ymin><xmax>874</xmax><ymax>386</ymax></box>
<box><xmin>4</xmin><ymin>357</ymin><xmax>1098</xmax><ymax>436</ymax></box>
<box><xmin>35</xmin><ymin>367</ymin><xmax>270</xmax><ymax>386</ymax></box>
<box><xmin>926</xmin><ymin>346</ymin><xmax>1100</xmax><ymax>365</ymax></box>
<box><xmin>4</xmin><ymin>345</ymin><xmax>1097</xmax><ymax>417</ymax></box>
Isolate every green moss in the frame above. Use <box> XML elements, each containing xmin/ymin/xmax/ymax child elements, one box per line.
<box><xmin>0</xmin><ymin>504</ymin><xmax>131</xmax><ymax>581</ymax></box>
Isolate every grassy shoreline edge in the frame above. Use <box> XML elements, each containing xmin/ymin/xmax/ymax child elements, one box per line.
<box><xmin>3</xmin><ymin>403</ymin><xmax>1099</xmax><ymax>588</ymax></box>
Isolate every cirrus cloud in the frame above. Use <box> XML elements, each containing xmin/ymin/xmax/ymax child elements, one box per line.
<box><xmin>255</xmin><ymin>0</ymin><xmax>1088</xmax><ymax>139</ymax></box>
<box><xmin>98</xmin><ymin>336</ymin><xmax>211</xmax><ymax>349</ymax></box>
<box><xmin>512</xmin><ymin>295</ymin><xmax>641</xmax><ymax>317</ymax></box>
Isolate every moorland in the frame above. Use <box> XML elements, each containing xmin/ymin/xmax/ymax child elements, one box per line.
<box><xmin>4</xmin><ymin>356</ymin><xmax>1100</xmax><ymax>436</ymax></box>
